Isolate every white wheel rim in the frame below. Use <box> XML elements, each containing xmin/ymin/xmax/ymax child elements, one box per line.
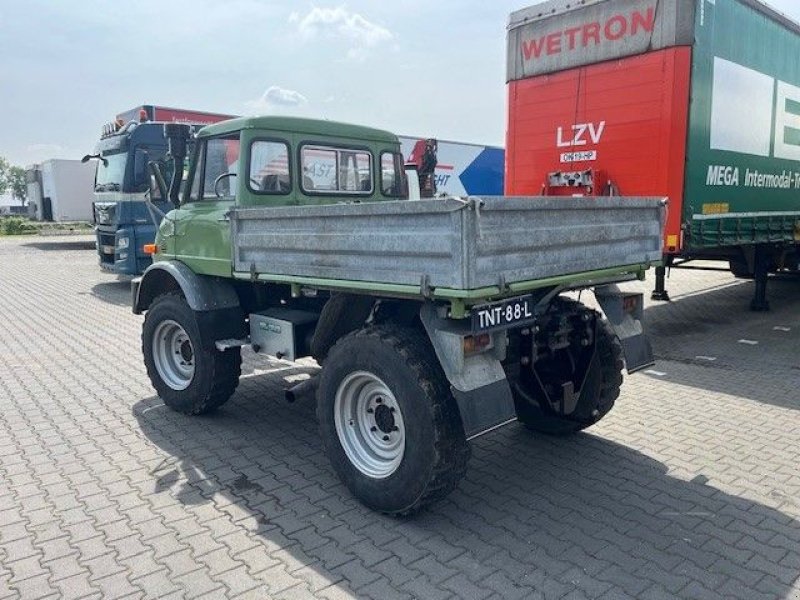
<box><xmin>334</xmin><ymin>371</ymin><xmax>405</xmax><ymax>479</ymax></box>
<box><xmin>152</xmin><ymin>319</ymin><xmax>195</xmax><ymax>391</ymax></box>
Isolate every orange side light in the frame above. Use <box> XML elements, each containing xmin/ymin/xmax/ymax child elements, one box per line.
<box><xmin>143</xmin><ymin>244</ymin><xmax>157</xmax><ymax>255</ymax></box>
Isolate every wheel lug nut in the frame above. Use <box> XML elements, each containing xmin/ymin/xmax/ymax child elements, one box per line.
<box><xmin>370</xmin><ymin>426</ymin><xmax>377</xmax><ymax>432</ymax></box>
<box><xmin>392</xmin><ymin>426</ymin><xmax>399</xmax><ymax>432</ymax></box>
<box><xmin>389</xmin><ymin>407</ymin><xmax>395</xmax><ymax>413</ymax></box>
<box><xmin>366</xmin><ymin>408</ymin><xmax>374</xmax><ymax>413</ymax></box>
<box><xmin>376</xmin><ymin>398</ymin><xmax>383</xmax><ymax>404</ymax></box>
<box><xmin>382</xmin><ymin>435</ymin><xmax>390</xmax><ymax>441</ymax></box>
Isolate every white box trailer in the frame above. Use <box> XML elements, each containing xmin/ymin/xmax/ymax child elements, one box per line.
<box><xmin>398</xmin><ymin>136</ymin><xmax>504</xmax><ymax>196</ymax></box>
<box><xmin>26</xmin><ymin>159</ymin><xmax>95</xmax><ymax>222</ymax></box>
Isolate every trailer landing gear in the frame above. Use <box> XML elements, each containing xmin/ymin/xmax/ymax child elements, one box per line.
<box><xmin>750</xmin><ymin>247</ymin><xmax>770</xmax><ymax>312</ymax></box>
<box><xmin>651</xmin><ymin>266</ymin><xmax>670</xmax><ymax>302</ymax></box>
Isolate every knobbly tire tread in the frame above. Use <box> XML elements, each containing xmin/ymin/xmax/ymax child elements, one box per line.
<box><xmin>142</xmin><ymin>292</ymin><xmax>241</xmax><ymax>415</ymax></box>
<box><xmin>317</xmin><ymin>325</ymin><xmax>470</xmax><ymax>516</ymax></box>
<box><xmin>514</xmin><ymin>299</ymin><xmax>624</xmax><ymax>435</ymax></box>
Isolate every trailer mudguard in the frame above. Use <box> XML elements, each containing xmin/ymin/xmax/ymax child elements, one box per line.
<box><xmin>132</xmin><ymin>260</ymin><xmax>240</xmax><ymax>315</ymax></box>
<box><xmin>594</xmin><ymin>284</ymin><xmax>654</xmax><ymax>373</ymax></box>
<box><xmin>420</xmin><ymin>303</ymin><xmax>516</xmax><ymax>439</ymax></box>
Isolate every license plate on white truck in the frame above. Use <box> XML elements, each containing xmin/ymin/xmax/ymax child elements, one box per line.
<box><xmin>471</xmin><ymin>294</ymin><xmax>535</xmax><ymax>333</ymax></box>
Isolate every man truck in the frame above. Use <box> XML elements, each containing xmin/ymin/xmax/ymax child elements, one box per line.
<box><xmin>506</xmin><ymin>0</ymin><xmax>800</xmax><ymax>310</ymax></box>
<box><xmin>84</xmin><ymin>105</ymin><xmax>234</xmax><ymax>275</ymax></box>
<box><xmin>132</xmin><ymin>116</ymin><xmax>665</xmax><ymax>514</ymax></box>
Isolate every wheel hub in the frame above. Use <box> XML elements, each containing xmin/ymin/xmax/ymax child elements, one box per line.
<box><xmin>179</xmin><ymin>340</ymin><xmax>193</xmax><ymax>363</ymax></box>
<box><xmin>334</xmin><ymin>371</ymin><xmax>405</xmax><ymax>479</ymax></box>
<box><xmin>152</xmin><ymin>319</ymin><xmax>196</xmax><ymax>391</ymax></box>
<box><xmin>374</xmin><ymin>404</ymin><xmax>396</xmax><ymax>434</ymax></box>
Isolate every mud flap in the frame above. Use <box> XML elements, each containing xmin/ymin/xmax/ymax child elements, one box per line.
<box><xmin>420</xmin><ymin>304</ymin><xmax>516</xmax><ymax>439</ymax></box>
<box><xmin>594</xmin><ymin>284</ymin><xmax>654</xmax><ymax>373</ymax></box>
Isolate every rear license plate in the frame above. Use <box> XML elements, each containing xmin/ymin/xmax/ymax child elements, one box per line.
<box><xmin>472</xmin><ymin>295</ymin><xmax>535</xmax><ymax>333</ymax></box>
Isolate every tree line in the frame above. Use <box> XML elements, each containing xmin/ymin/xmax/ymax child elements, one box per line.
<box><xmin>0</xmin><ymin>157</ymin><xmax>27</xmax><ymax>205</ymax></box>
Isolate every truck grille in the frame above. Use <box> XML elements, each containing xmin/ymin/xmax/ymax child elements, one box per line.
<box><xmin>97</xmin><ymin>232</ymin><xmax>116</xmax><ymax>264</ymax></box>
<box><xmin>94</xmin><ymin>203</ymin><xmax>117</xmax><ymax>226</ymax></box>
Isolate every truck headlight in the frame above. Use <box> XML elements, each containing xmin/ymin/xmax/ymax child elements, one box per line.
<box><xmin>117</xmin><ymin>237</ymin><xmax>130</xmax><ymax>250</ymax></box>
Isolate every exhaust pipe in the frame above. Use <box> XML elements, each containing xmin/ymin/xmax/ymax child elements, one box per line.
<box><xmin>163</xmin><ymin>123</ymin><xmax>191</xmax><ymax>207</ymax></box>
<box><xmin>285</xmin><ymin>376</ymin><xmax>319</xmax><ymax>403</ymax></box>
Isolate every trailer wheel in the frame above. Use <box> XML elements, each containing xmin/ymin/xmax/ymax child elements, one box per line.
<box><xmin>514</xmin><ymin>312</ymin><xmax>623</xmax><ymax>435</ymax></box>
<box><xmin>317</xmin><ymin>325</ymin><xmax>469</xmax><ymax>515</ymax></box>
<box><xmin>142</xmin><ymin>293</ymin><xmax>241</xmax><ymax>415</ymax></box>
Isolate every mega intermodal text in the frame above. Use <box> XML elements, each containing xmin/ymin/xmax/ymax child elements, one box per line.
<box><xmin>521</xmin><ymin>7</ymin><xmax>656</xmax><ymax>61</ymax></box>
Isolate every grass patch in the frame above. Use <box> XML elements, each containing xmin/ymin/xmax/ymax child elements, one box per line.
<box><xmin>0</xmin><ymin>217</ymin><xmax>93</xmax><ymax>236</ymax></box>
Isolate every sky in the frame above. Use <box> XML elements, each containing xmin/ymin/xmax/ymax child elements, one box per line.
<box><xmin>2</xmin><ymin>0</ymin><xmax>800</xmax><ymax>168</ymax></box>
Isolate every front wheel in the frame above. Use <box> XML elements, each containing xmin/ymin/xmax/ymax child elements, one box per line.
<box><xmin>317</xmin><ymin>325</ymin><xmax>469</xmax><ymax>515</ymax></box>
<box><xmin>142</xmin><ymin>293</ymin><xmax>241</xmax><ymax>414</ymax></box>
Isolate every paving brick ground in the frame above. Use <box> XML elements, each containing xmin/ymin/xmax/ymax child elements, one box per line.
<box><xmin>1</xmin><ymin>234</ymin><xmax>799</xmax><ymax>600</ymax></box>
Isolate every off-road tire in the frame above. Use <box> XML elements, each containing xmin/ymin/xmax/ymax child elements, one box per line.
<box><xmin>317</xmin><ymin>325</ymin><xmax>470</xmax><ymax>515</ymax></box>
<box><xmin>513</xmin><ymin>304</ymin><xmax>623</xmax><ymax>435</ymax></box>
<box><xmin>143</xmin><ymin>293</ymin><xmax>241</xmax><ymax>415</ymax></box>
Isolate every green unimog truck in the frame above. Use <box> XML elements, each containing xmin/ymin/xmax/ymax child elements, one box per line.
<box><xmin>133</xmin><ymin>116</ymin><xmax>665</xmax><ymax>514</ymax></box>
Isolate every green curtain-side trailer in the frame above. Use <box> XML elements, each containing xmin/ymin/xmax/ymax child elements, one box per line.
<box><xmin>506</xmin><ymin>0</ymin><xmax>800</xmax><ymax>308</ymax></box>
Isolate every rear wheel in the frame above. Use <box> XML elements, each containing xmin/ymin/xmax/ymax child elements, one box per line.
<box><xmin>511</xmin><ymin>302</ymin><xmax>623</xmax><ymax>435</ymax></box>
<box><xmin>143</xmin><ymin>293</ymin><xmax>241</xmax><ymax>414</ymax></box>
<box><xmin>317</xmin><ymin>325</ymin><xmax>469</xmax><ymax>515</ymax></box>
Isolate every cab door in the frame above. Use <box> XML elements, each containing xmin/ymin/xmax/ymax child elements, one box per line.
<box><xmin>173</xmin><ymin>133</ymin><xmax>241</xmax><ymax>277</ymax></box>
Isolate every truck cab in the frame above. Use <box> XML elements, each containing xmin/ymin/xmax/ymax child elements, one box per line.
<box><xmin>91</xmin><ymin>121</ymin><xmax>172</xmax><ymax>274</ymax></box>
<box><xmin>155</xmin><ymin>116</ymin><xmax>409</xmax><ymax>275</ymax></box>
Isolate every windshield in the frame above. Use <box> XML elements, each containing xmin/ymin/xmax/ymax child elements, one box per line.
<box><xmin>94</xmin><ymin>153</ymin><xmax>126</xmax><ymax>192</ymax></box>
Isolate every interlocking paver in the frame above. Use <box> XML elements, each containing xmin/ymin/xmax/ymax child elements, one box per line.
<box><xmin>1</xmin><ymin>235</ymin><xmax>800</xmax><ymax>600</ymax></box>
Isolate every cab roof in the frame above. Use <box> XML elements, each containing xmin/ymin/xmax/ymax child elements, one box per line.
<box><xmin>197</xmin><ymin>115</ymin><xmax>399</xmax><ymax>143</ymax></box>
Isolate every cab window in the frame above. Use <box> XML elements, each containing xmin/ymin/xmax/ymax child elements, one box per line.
<box><xmin>203</xmin><ymin>135</ymin><xmax>240</xmax><ymax>199</ymax></box>
<box><xmin>300</xmin><ymin>145</ymin><xmax>372</xmax><ymax>195</ymax></box>
<box><xmin>249</xmin><ymin>140</ymin><xmax>291</xmax><ymax>194</ymax></box>
<box><xmin>380</xmin><ymin>152</ymin><xmax>408</xmax><ymax>198</ymax></box>
<box><xmin>187</xmin><ymin>133</ymin><xmax>241</xmax><ymax>201</ymax></box>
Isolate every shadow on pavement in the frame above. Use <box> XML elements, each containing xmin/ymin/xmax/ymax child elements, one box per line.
<box><xmin>23</xmin><ymin>239</ymin><xmax>96</xmax><ymax>251</ymax></box>
<box><xmin>89</xmin><ymin>281</ymin><xmax>132</xmax><ymax>307</ymax></box>
<box><xmin>643</xmin><ymin>274</ymin><xmax>800</xmax><ymax>410</ymax></box>
<box><xmin>133</xmin><ymin>368</ymin><xmax>800</xmax><ymax>599</ymax></box>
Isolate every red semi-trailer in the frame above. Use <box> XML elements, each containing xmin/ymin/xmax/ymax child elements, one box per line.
<box><xmin>506</xmin><ymin>0</ymin><xmax>800</xmax><ymax>310</ymax></box>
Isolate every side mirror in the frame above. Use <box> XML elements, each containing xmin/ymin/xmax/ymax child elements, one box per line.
<box><xmin>82</xmin><ymin>153</ymin><xmax>108</xmax><ymax>167</ymax></box>
<box><xmin>133</xmin><ymin>149</ymin><xmax>149</xmax><ymax>188</ymax></box>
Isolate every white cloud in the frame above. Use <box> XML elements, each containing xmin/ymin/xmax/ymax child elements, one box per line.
<box><xmin>245</xmin><ymin>86</ymin><xmax>308</xmax><ymax>113</ymax></box>
<box><xmin>289</xmin><ymin>6</ymin><xmax>393</xmax><ymax>61</ymax></box>
<box><xmin>263</xmin><ymin>86</ymin><xmax>308</xmax><ymax>107</ymax></box>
